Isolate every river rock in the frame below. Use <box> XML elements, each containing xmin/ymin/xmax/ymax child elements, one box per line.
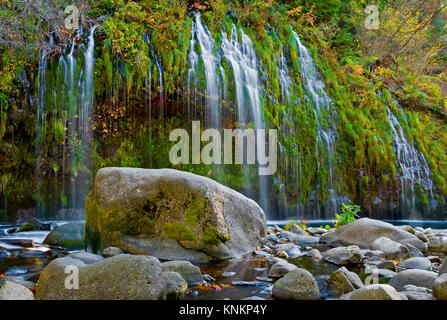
<box><xmin>102</xmin><ymin>247</ymin><xmax>124</xmax><ymax>258</ymax></box>
<box><xmin>268</xmin><ymin>260</ymin><xmax>298</xmax><ymax>278</ymax></box>
<box><xmin>427</xmin><ymin>236</ymin><xmax>447</xmax><ymax>254</ymax></box>
<box><xmin>279</xmin><ymin>231</ymin><xmax>319</xmax><ymax>244</ymax></box>
<box><xmin>287</xmin><ymin>224</ymin><xmax>306</xmax><ymax>236</ymax></box>
<box><xmin>340</xmin><ymin>284</ymin><xmax>401</xmax><ymax>300</ymax></box>
<box><xmin>85</xmin><ymin>168</ymin><xmax>267</xmax><ymax>261</ymax></box>
<box><xmin>67</xmin><ymin>251</ymin><xmax>105</xmax><ymax>264</ymax></box>
<box><xmin>160</xmin><ymin>261</ymin><xmax>203</xmax><ymax>284</ymax></box>
<box><xmin>327</xmin><ymin>267</ymin><xmax>364</xmax><ymax>297</ymax></box>
<box><xmin>274</xmin><ymin>243</ymin><xmax>301</xmax><ymax>257</ymax></box>
<box><xmin>272</xmin><ymin>268</ymin><xmax>320</xmax><ymax>300</ymax></box>
<box><xmin>0</xmin><ymin>281</ymin><xmax>34</xmax><ymax>300</ymax></box>
<box><xmin>400</xmin><ymin>284</ymin><xmax>434</xmax><ymax>300</ymax></box>
<box><xmin>388</xmin><ymin>269</ymin><xmax>438</xmax><ymax>291</ymax></box>
<box><xmin>406</xmin><ymin>243</ymin><xmax>424</xmax><ymax>258</ymax></box>
<box><xmin>36</xmin><ymin>254</ymin><xmax>166</xmax><ymax>300</ymax></box>
<box><xmin>163</xmin><ymin>272</ymin><xmax>188</xmax><ymax>299</ymax></box>
<box><xmin>320</xmin><ymin>218</ymin><xmax>421</xmax><ymax>249</ymax></box>
<box><xmin>323</xmin><ymin>246</ymin><xmax>362</xmax><ymax>265</ymax></box>
<box><xmin>398</xmin><ymin>257</ymin><xmax>431</xmax><ymax>271</ymax></box>
<box><xmin>43</xmin><ymin>222</ymin><xmax>85</xmax><ymax>249</ymax></box>
<box><xmin>303</xmin><ymin>249</ymin><xmax>322</xmax><ymax>260</ymax></box>
<box><xmin>371</xmin><ymin>237</ymin><xmax>410</xmax><ymax>260</ymax></box>
<box><xmin>433</xmin><ymin>274</ymin><xmax>447</xmax><ymax>300</ymax></box>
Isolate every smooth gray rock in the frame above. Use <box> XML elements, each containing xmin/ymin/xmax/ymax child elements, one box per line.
<box><xmin>274</xmin><ymin>243</ymin><xmax>301</xmax><ymax>257</ymax></box>
<box><xmin>406</xmin><ymin>243</ymin><xmax>424</xmax><ymax>258</ymax></box>
<box><xmin>398</xmin><ymin>257</ymin><xmax>431</xmax><ymax>271</ymax></box>
<box><xmin>388</xmin><ymin>269</ymin><xmax>438</xmax><ymax>291</ymax></box>
<box><xmin>287</xmin><ymin>224</ymin><xmax>306</xmax><ymax>236</ymax></box>
<box><xmin>400</xmin><ymin>284</ymin><xmax>434</xmax><ymax>300</ymax></box>
<box><xmin>327</xmin><ymin>267</ymin><xmax>364</xmax><ymax>297</ymax></box>
<box><xmin>36</xmin><ymin>254</ymin><xmax>166</xmax><ymax>300</ymax></box>
<box><xmin>323</xmin><ymin>246</ymin><xmax>362</xmax><ymax>265</ymax></box>
<box><xmin>433</xmin><ymin>273</ymin><xmax>447</xmax><ymax>300</ymax></box>
<box><xmin>43</xmin><ymin>222</ymin><xmax>85</xmax><ymax>248</ymax></box>
<box><xmin>427</xmin><ymin>236</ymin><xmax>447</xmax><ymax>254</ymax></box>
<box><xmin>371</xmin><ymin>237</ymin><xmax>410</xmax><ymax>260</ymax></box>
<box><xmin>102</xmin><ymin>247</ymin><xmax>124</xmax><ymax>258</ymax></box>
<box><xmin>320</xmin><ymin>218</ymin><xmax>421</xmax><ymax>249</ymax></box>
<box><xmin>272</xmin><ymin>269</ymin><xmax>320</xmax><ymax>300</ymax></box>
<box><xmin>160</xmin><ymin>261</ymin><xmax>203</xmax><ymax>284</ymax></box>
<box><xmin>85</xmin><ymin>168</ymin><xmax>267</xmax><ymax>261</ymax></box>
<box><xmin>279</xmin><ymin>231</ymin><xmax>319</xmax><ymax>244</ymax></box>
<box><xmin>303</xmin><ymin>249</ymin><xmax>322</xmax><ymax>260</ymax></box>
<box><xmin>0</xmin><ymin>281</ymin><xmax>34</xmax><ymax>300</ymax></box>
<box><xmin>163</xmin><ymin>272</ymin><xmax>188</xmax><ymax>299</ymax></box>
<box><xmin>268</xmin><ymin>260</ymin><xmax>298</xmax><ymax>278</ymax></box>
<box><xmin>67</xmin><ymin>251</ymin><xmax>105</xmax><ymax>264</ymax></box>
<box><xmin>340</xmin><ymin>284</ymin><xmax>401</xmax><ymax>300</ymax></box>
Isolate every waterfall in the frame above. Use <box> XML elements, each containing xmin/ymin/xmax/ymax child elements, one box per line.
<box><xmin>34</xmin><ymin>26</ymin><xmax>96</xmax><ymax>217</ymax></box>
<box><xmin>292</xmin><ymin>29</ymin><xmax>338</xmax><ymax>216</ymax></box>
<box><xmin>277</xmin><ymin>50</ymin><xmax>293</xmax><ymax>104</ymax></box>
<box><xmin>221</xmin><ymin>24</ymin><xmax>270</xmax><ymax>214</ymax></box>
<box><xmin>386</xmin><ymin>105</ymin><xmax>434</xmax><ymax>217</ymax></box>
<box><xmin>188</xmin><ymin>13</ymin><xmax>220</xmax><ymax>129</ymax></box>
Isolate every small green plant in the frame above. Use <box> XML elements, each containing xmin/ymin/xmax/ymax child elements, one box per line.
<box><xmin>284</xmin><ymin>217</ymin><xmax>308</xmax><ymax>231</ymax></box>
<box><xmin>334</xmin><ymin>203</ymin><xmax>361</xmax><ymax>228</ymax></box>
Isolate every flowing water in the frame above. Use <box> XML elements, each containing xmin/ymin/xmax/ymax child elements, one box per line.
<box><xmin>34</xmin><ymin>26</ymin><xmax>97</xmax><ymax>217</ymax></box>
<box><xmin>387</xmin><ymin>105</ymin><xmax>434</xmax><ymax>218</ymax></box>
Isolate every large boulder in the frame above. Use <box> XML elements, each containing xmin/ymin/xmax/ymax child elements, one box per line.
<box><xmin>85</xmin><ymin>168</ymin><xmax>267</xmax><ymax>261</ymax></box>
<box><xmin>320</xmin><ymin>218</ymin><xmax>421</xmax><ymax>249</ymax></box>
<box><xmin>35</xmin><ymin>254</ymin><xmax>166</xmax><ymax>300</ymax></box>
<box><xmin>400</xmin><ymin>285</ymin><xmax>434</xmax><ymax>300</ymax></box>
<box><xmin>340</xmin><ymin>284</ymin><xmax>401</xmax><ymax>300</ymax></box>
<box><xmin>43</xmin><ymin>222</ymin><xmax>85</xmax><ymax>249</ymax></box>
<box><xmin>327</xmin><ymin>267</ymin><xmax>364</xmax><ymax>297</ymax></box>
<box><xmin>272</xmin><ymin>269</ymin><xmax>320</xmax><ymax>300</ymax></box>
<box><xmin>388</xmin><ymin>269</ymin><xmax>438</xmax><ymax>291</ymax></box>
<box><xmin>162</xmin><ymin>272</ymin><xmax>188</xmax><ymax>300</ymax></box>
<box><xmin>371</xmin><ymin>237</ymin><xmax>410</xmax><ymax>260</ymax></box>
<box><xmin>0</xmin><ymin>281</ymin><xmax>34</xmax><ymax>300</ymax></box>
<box><xmin>268</xmin><ymin>260</ymin><xmax>298</xmax><ymax>278</ymax></box>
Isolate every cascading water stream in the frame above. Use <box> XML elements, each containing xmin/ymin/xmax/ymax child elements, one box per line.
<box><xmin>35</xmin><ymin>26</ymin><xmax>97</xmax><ymax>217</ymax></box>
<box><xmin>386</xmin><ymin>105</ymin><xmax>434</xmax><ymax>218</ymax></box>
<box><xmin>292</xmin><ymin>29</ymin><xmax>338</xmax><ymax>217</ymax></box>
<box><xmin>188</xmin><ymin>13</ymin><xmax>220</xmax><ymax>129</ymax></box>
<box><xmin>220</xmin><ymin>25</ymin><xmax>270</xmax><ymax>214</ymax></box>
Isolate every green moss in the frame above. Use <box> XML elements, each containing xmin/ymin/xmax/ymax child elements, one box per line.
<box><xmin>17</xmin><ymin>221</ymin><xmax>35</xmax><ymax>232</ymax></box>
<box><xmin>200</xmin><ymin>227</ymin><xmax>226</xmax><ymax>247</ymax></box>
<box><xmin>161</xmin><ymin>222</ymin><xmax>197</xmax><ymax>242</ymax></box>
<box><xmin>185</xmin><ymin>196</ymin><xmax>205</xmax><ymax>226</ymax></box>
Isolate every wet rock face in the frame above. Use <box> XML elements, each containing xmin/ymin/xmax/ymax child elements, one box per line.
<box><xmin>85</xmin><ymin>168</ymin><xmax>267</xmax><ymax>261</ymax></box>
<box><xmin>35</xmin><ymin>254</ymin><xmax>166</xmax><ymax>300</ymax></box>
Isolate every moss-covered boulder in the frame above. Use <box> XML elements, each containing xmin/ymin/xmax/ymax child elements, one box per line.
<box><xmin>85</xmin><ymin>168</ymin><xmax>267</xmax><ymax>261</ymax></box>
<box><xmin>43</xmin><ymin>222</ymin><xmax>85</xmax><ymax>249</ymax></box>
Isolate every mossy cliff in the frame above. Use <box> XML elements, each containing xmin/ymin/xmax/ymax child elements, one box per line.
<box><xmin>85</xmin><ymin>167</ymin><xmax>266</xmax><ymax>260</ymax></box>
<box><xmin>1</xmin><ymin>1</ymin><xmax>447</xmax><ymax>220</ymax></box>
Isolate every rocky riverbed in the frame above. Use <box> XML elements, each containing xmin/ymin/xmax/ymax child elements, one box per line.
<box><xmin>1</xmin><ymin>217</ymin><xmax>447</xmax><ymax>300</ymax></box>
